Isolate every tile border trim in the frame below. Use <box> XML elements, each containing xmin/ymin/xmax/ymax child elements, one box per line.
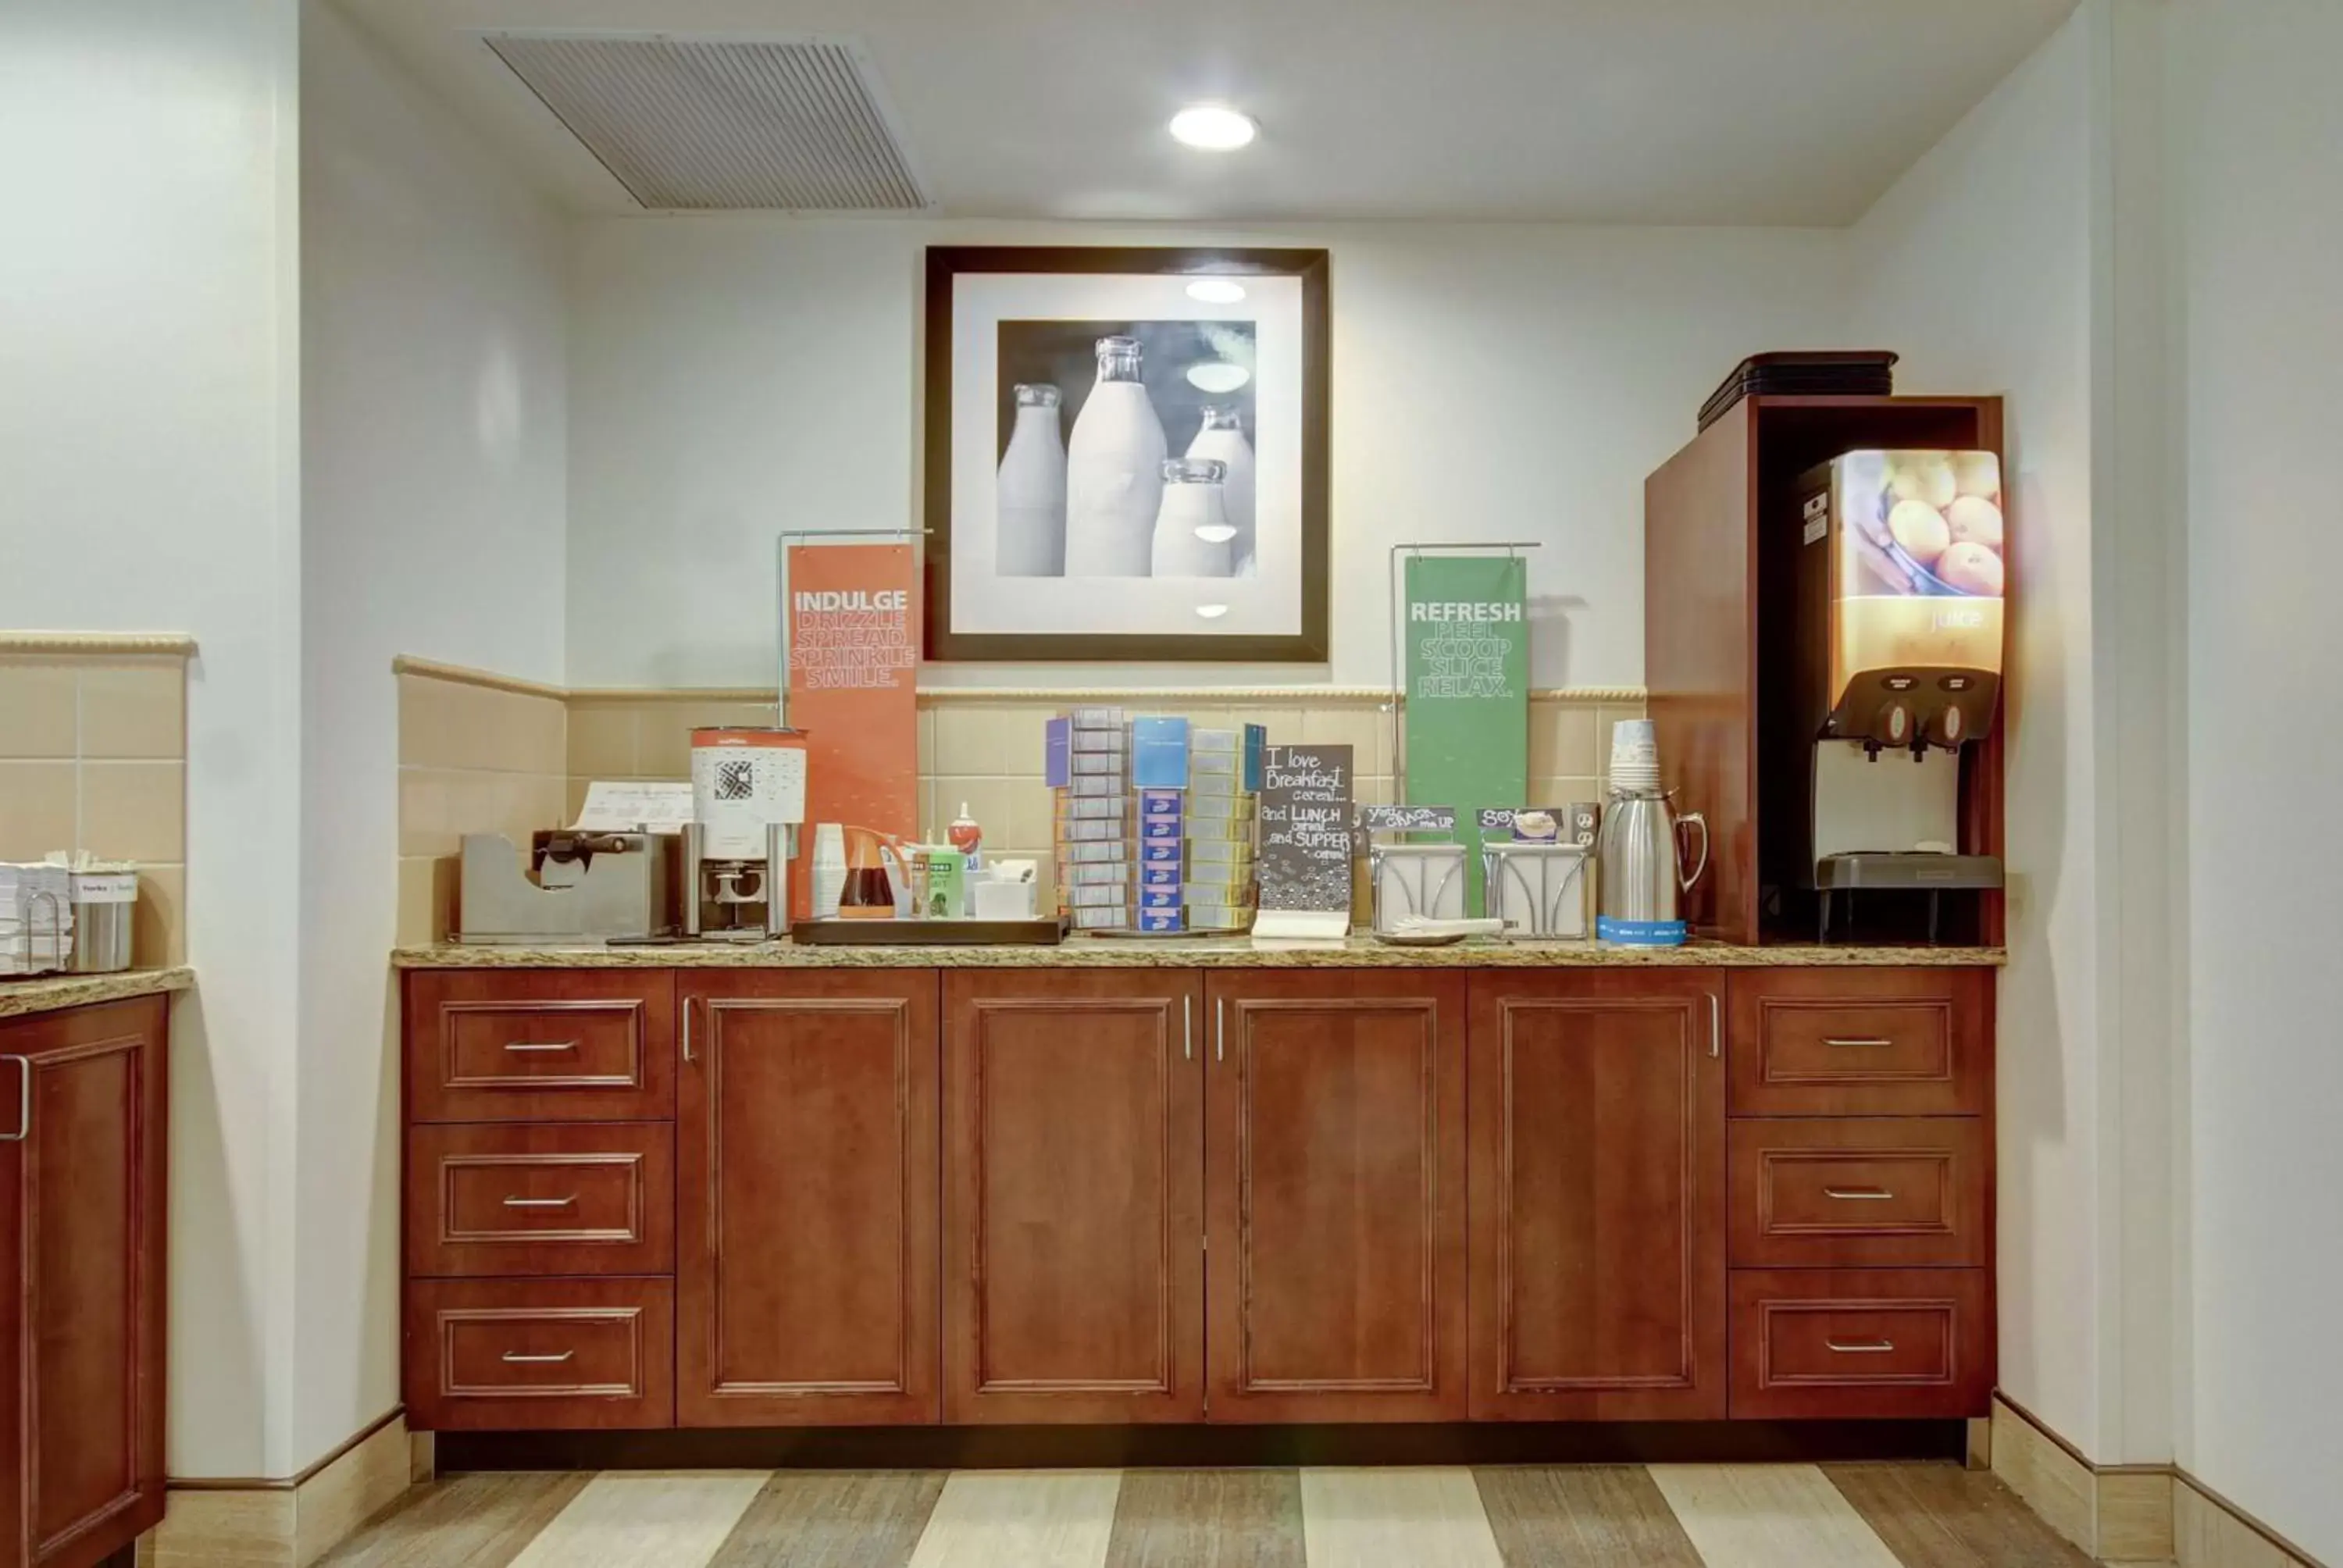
<box><xmin>565</xmin><ymin>684</ymin><xmax>1646</xmax><ymax>704</ymax></box>
<box><xmin>390</xmin><ymin>655</ymin><xmax>568</xmax><ymax>702</ymax></box>
<box><xmin>1992</xmin><ymin>1392</ymin><xmax>2330</xmax><ymax>1568</ymax></box>
<box><xmin>0</xmin><ymin>633</ymin><xmax>196</xmax><ymax>657</ymax></box>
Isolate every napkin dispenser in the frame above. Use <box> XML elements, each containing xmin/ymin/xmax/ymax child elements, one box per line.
<box><xmin>1483</xmin><ymin>843</ymin><xmax>1591</xmax><ymax>940</ymax></box>
<box><xmin>1369</xmin><ymin>844</ymin><xmax>1467</xmax><ymax>935</ymax></box>
<box><xmin>456</xmin><ymin>831</ymin><xmax>680</xmax><ymax>944</ymax></box>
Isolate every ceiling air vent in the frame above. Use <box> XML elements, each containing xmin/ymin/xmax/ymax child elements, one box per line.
<box><xmin>483</xmin><ymin>34</ymin><xmax>931</xmax><ymax>212</ymax></box>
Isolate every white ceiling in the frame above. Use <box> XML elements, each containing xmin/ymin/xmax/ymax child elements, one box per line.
<box><xmin>330</xmin><ymin>0</ymin><xmax>2078</xmax><ymax>226</ymax></box>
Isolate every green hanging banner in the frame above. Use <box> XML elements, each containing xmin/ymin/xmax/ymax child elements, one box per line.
<box><xmin>1403</xmin><ymin>554</ymin><xmax>1530</xmax><ymax>916</ymax></box>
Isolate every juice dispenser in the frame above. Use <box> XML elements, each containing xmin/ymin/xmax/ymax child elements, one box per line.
<box><xmin>1782</xmin><ymin>450</ymin><xmax>2006</xmax><ymax>939</ymax></box>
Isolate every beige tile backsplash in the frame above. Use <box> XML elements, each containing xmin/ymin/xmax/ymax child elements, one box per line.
<box><xmin>0</xmin><ymin>656</ymin><xmax>188</xmax><ymax>964</ymax></box>
<box><xmin>557</xmin><ymin>690</ymin><xmax>1640</xmax><ymax>911</ymax></box>
<box><xmin>394</xmin><ymin>672</ymin><xmax>569</xmax><ymax>945</ymax></box>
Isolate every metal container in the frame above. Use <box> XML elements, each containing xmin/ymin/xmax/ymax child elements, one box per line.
<box><xmin>67</xmin><ymin>870</ymin><xmax>137</xmax><ymax>973</ymax></box>
<box><xmin>1595</xmin><ymin>789</ymin><xmax>1708</xmax><ymax>946</ymax></box>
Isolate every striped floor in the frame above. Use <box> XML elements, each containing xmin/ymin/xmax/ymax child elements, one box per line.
<box><xmin>319</xmin><ymin>1462</ymin><xmax>2106</xmax><ymax>1567</ymax></box>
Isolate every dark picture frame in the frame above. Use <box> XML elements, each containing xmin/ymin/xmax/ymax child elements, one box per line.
<box><xmin>922</xmin><ymin>245</ymin><xmax>1331</xmax><ymax>662</ymax></box>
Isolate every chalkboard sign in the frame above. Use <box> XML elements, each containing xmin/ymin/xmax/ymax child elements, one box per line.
<box><xmin>1259</xmin><ymin>744</ymin><xmax>1355</xmax><ymax>914</ymax></box>
<box><xmin>1361</xmin><ymin>804</ymin><xmax>1457</xmax><ymax>836</ymax></box>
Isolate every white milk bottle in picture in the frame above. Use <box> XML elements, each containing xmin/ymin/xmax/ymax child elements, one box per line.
<box><xmin>1185</xmin><ymin>404</ymin><xmax>1257</xmax><ymax>576</ymax></box>
<box><xmin>995</xmin><ymin>383</ymin><xmax>1066</xmax><ymax>576</ymax></box>
<box><xmin>1150</xmin><ymin>458</ymin><xmax>1235</xmax><ymax>577</ymax></box>
<box><xmin>1065</xmin><ymin>336</ymin><xmax>1166</xmax><ymax>576</ymax></box>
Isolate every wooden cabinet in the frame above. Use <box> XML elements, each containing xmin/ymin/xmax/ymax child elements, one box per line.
<box><xmin>943</xmin><ymin>972</ymin><xmax>1203</xmax><ymax>1423</ymax></box>
<box><xmin>1204</xmin><ymin>972</ymin><xmax>1467</xmax><ymax>1423</ymax></box>
<box><xmin>1722</xmin><ymin>968</ymin><xmax>1995</xmax><ymax>1420</ymax></box>
<box><xmin>1466</xmin><ymin>972</ymin><xmax>1726</xmax><ymax>1421</ymax></box>
<box><xmin>677</xmin><ymin>973</ymin><xmax>940</xmax><ymax>1427</ymax></box>
<box><xmin>0</xmin><ymin>997</ymin><xmax>167</xmax><ymax>1568</ymax></box>
<box><xmin>398</xmin><ymin>957</ymin><xmax>1993</xmax><ymax>1435</ymax></box>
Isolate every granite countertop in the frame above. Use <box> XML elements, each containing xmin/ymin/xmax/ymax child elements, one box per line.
<box><xmin>392</xmin><ymin>937</ymin><xmax>2002</xmax><ymax>970</ymax></box>
<box><xmin>0</xmin><ymin>967</ymin><xmax>194</xmax><ymax>1021</ymax></box>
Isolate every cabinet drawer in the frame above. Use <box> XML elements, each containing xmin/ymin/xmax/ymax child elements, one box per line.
<box><xmin>1729</xmin><ymin>970</ymin><xmax>1990</xmax><ymax>1117</ymax></box>
<box><xmin>406</xmin><ymin>1123</ymin><xmax>673</xmax><ymax>1278</ymax></box>
<box><xmin>1730</xmin><ymin>1118</ymin><xmax>1985</xmax><ymax>1267</ymax></box>
<box><xmin>1729</xmin><ymin>1269</ymin><xmax>1990</xmax><ymax>1419</ymax></box>
<box><xmin>405</xmin><ymin>1278</ymin><xmax>674</xmax><ymax>1431</ymax></box>
<box><xmin>406</xmin><ymin>971</ymin><xmax>674</xmax><ymax>1123</ymax></box>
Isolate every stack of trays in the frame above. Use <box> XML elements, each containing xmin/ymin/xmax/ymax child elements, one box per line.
<box><xmin>1696</xmin><ymin>350</ymin><xmax>1899</xmax><ymax>431</ymax></box>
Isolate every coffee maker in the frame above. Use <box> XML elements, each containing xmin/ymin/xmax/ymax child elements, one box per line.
<box><xmin>680</xmin><ymin>726</ymin><xmax>806</xmax><ymax>940</ymax></box>
<box><xmin>1774</xmin><ymin>449</ymin><xmax>2006</xmax><ymax>941</ymax></box>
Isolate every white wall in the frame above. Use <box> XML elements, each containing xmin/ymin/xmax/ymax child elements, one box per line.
<box><xmin>566</xmin><ymin>219</ymin><xmax>1848</xmax><ymax>690</ymax></box>
<box><xmin>298</xmin><ymin>2</ymin><xmax>569</xmax><ymax>1470</ymax></box>
<box><xmin>1846</xmin><ymin>7</ymin><xmax>2117</xmax><ymax>1459</ymax></box>
<box><xmin>2169</xmin><ymin>0</ymin><xmax>2343</xmax><ymax>1556</ymax></box>
<box><xmin>0</xmin><ymin>0</ymin><xmax>303</xmax><ymax>1479</ymax></box>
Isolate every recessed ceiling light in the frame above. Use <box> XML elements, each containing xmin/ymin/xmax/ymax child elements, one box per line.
<box><xmin>1186</xmin><ymin>362</ymin><xmax>1251</xmax><ymax>394</ymax></box>
<box><xmin>1196</xmin><ymin>603</ymin><xmax>1232</xmax><ymax>619</ymax></box>
<box><xmin>1186</xmin><ymin>279</ymin><xmax>1248</xmax><ymax>305</ymax></box>
<box><xmin>1170</xmin><ymin>105</ymin><xmax>1257</xmax><ymax>151</ymax></box>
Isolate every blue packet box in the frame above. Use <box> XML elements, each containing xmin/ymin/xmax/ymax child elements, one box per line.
<box><xmin>1131</xmin><ymin>716</ymin><xmax>1190</xmax><ymax>789</ymax></box>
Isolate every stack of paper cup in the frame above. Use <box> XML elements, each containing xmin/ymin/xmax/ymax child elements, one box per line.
<box><xmin>1609</xmin><ymin>719</ymin><xmax>1662</xmax><ymax>793</ymax></box>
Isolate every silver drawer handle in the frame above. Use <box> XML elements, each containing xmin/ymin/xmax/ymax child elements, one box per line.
<box><xmin>1824</xmin><ymin>1036</ymin><xmax>1895</xmax><ymax>1048</ymax></box>
<box><xmin>504</xmin><ymin>1040</ymin><xmax>579</xmax><ymax>1054</ymax></box>
<box><xmin>1824</xmin><ymin>1187</ymin><xmax>1896</xmax><ymax>1201</ymax></box>
<box><xmin>501</xmin><ymin>1196</ymin><xmax>578</xmax><ymax>1209</ymax></box>
<box><xmin>501</xmin><ymin>1351</ymin><xmax>575</xmax><ymax>1364</ymax></box>
<box><xmin>1827</xmin><ymin>1339</ymin><xmax>1897</xmax><ymax>1354</ymax></box>
<box><xmin>0</xmin><ymin>1057</ymin><xmax>27</xmax><ymax>1143</ymax></box>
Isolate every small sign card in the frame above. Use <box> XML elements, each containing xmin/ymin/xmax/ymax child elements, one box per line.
<box><xmin>1360</xmin><ymin>804</ymin><xmax>1457</xmax><ymax>836</ymax></box>
<box><xmin>1256</xmin><ymin>743</ymin><xmax>1355</xmax><ymax>940</ymax></box>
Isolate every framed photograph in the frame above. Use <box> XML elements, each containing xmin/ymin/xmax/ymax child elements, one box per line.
<box><xmin>923</xmin><ymin>246</ymin><xmax>1329</xmax><ymax>662</ymax></box>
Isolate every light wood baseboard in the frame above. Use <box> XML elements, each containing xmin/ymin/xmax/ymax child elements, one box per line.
<box><xmin>1991</xmin><ymin>1393</ymin><xmax>2327</xmax><ymax>1567</ymax></box>
<box><xmin>154</xmin><ymin>1414</ymin><xmax>416</xmax><ymax>1568</ymax></box>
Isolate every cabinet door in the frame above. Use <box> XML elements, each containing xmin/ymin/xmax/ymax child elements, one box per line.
<box><xmin>1205</xmin><ymin>971</ymin><xmax>1467</xmax><ymax>1423</ymax></box>
<box><xmin>943</xmin><ymin>971</ymin><xmax>1204</xmax><ymax>1424</ymax></box>
<box><xmin>677</xmin><ymin>974</ymin><xmax>938</xmax><ymax>1427</ymax></box>
<box><xmin>1467</xmin><ymin>971</ymin><xmax>1726</xmax><ymax>1420</ymax></box>
<box><xmin>0</xmin><ymin>998</ymin><xmax>168</xmax><ymax>1567</ymax></box>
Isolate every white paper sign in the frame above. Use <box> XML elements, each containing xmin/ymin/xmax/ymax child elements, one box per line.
<box><xmin>570</xmin><ymin>781</ymin><xmax>696</xmax><ymax>833</ymax></box>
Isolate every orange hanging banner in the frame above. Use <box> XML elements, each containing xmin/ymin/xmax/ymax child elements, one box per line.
<box><xmin>785</xmin><ymin>542</ymin><xmax>920</xmax><ymax>918</ymax></box>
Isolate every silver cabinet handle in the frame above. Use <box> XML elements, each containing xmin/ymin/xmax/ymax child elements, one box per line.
<box><xmin>1824</xmin><ymin>1187</ymin><xmax>1896</xmax><ymax>1201</ymax></box>
<box><xmin>0</xmin><ymin>1057</ymin><xmax>27</xmax><ymax>1142</ymax></box>
<box><xmin>1824</xmin><ymin>1036</ymin><xmax>1895</xmax><ymax>1048</ymax></box>
<box><xmin>504</xmin><ymin>1040</ymin><xmax>577</xmax><ymax>1054</ymax></box>
<box><xmin>501</xmin><ymin>1351</ymin><xmax>575</xmax><ymax>1365</ymax></box>
<box><xmin>683</xmin><ymin>1002</ymin><xmax>694</xmax><ymax>1064</ymax></box>
<box><xmin>502</xmin><ymin>1196</ymin><xmax>578</xmax><ymax>1209</ymax></box>
<box><xmin>1827</xmin><ymin>1339</ymin><xmax>1897</xmax><ymax>1354</ymax></box>
<box><xmin>1709</xmin><ymin>992</ymin><xmax>1721</xmax><ymax>1059</ymax></box>
<box><xmin>1215</xmin><ymin>996</ymin><xmax>1225</xmax><ymax>1063</ymax></box>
